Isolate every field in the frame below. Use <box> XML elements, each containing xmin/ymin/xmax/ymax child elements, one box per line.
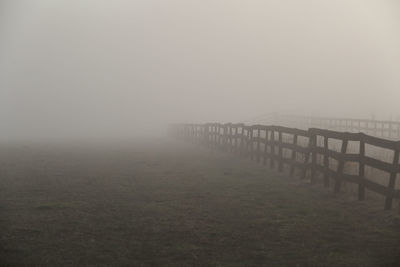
<box><xmin>1</xmin><ymin>139</ymin><xmax>400</xmax><ymax>266</ymax></box>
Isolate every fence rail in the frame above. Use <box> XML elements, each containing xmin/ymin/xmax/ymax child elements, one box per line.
<box><xmin>170</xmin><ymin>123</ymin><xmax>400</xmax><ymax>210</ymax></box>
<box><xmin>267</xmin><ymin>114</ymin><xmax>400</xmax><ymax>140</ymax></box>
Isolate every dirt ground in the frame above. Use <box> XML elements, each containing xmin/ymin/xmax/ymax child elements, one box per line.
<box><xmin>0</xmin><ymin>139</ymin><xmax>400</xmax><ymax>266</ymax></box>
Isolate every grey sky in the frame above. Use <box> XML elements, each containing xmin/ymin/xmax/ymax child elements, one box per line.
<box><xmin>1</xmin><ymin>0</ymin><xmax>399</xmax><ymax>141</ymax></box>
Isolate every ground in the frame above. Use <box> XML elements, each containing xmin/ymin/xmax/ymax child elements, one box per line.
<box><xmin>0</xmin><ymin>140</ymin><xmax>400</xmax><ymax>266</ymax></box>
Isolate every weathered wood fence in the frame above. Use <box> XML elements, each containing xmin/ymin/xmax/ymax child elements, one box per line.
<box><xmin>171</xmin><ymin>123</ymin><xmax>400</xmax><ymax>210</ymax></box>
<box><xmin>269</xmin><ymin>114</ymin><xmax>400</xmax><ymax>140</ymax></box>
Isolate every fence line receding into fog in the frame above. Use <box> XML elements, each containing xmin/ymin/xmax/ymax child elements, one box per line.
<box><xmin>171</xmin><ymin>123</ymin><xmax>400</xmax><ymax>211</ymax></box>
<box><xmin>252</xmin><ymin>114</ymin><xmax>400</xmax><ymax>140</ymax></box>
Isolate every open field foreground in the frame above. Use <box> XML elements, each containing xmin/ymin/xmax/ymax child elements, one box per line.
<box><xmin>1</xmin><ymin>140</ymin><xmax>400</xmax><ymax>266</ymax></box>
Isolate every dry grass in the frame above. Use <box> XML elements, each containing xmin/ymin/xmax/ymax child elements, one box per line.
<box><xmin>0</xmin><ymin>140</ymin><xmax>399</xmax><ymax>266</ymax></box>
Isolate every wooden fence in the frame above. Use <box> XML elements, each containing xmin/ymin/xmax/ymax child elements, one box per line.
<box><xmin>267</xmin><ymin>114</ymin><xmax>400</xmax><ymax>140</ymax></box>
<box><xmin>170</xmin><ymin>123</ymin><xmax>400</xmax><ymax>210</ymax></box>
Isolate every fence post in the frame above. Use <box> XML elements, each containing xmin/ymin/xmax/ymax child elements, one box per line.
<box><xmin>257</xmin><ymin>127</ymin><xmax>261</xmax><ymax>163</ymax></box>
<box><xmin>246</xmin><ymin>127</ymin><xmax>251</xmax><ymax>158</ymax></box>
<box><xmin>191</xmin><ymin>125</ymin><xmax>195</xmax><ymax>142</ymax></box>
<box><xmin>302</xmin><ymin>130</ymin><xmax>313</xmax><ymax>179</ymax></box>
<box><xmin>214</xmin><ymin>125</ymin><xmax>218</xmax><ymax>148</ymax></box>
<box><xmin>278</xmin><ymin>130</ymin><xmax>283</xmax><ymax>172</ymax></box>
<box><xmin>245</xmin><ymin>127</ymin><xmax>250</xmax><ymax>157</ymax></box>
<box><xmin>250</xmin><ymin>127</ymin><xmax>254</xmax><ymax>160</ymax></box>
<box><xmin>231</xmin><ymin>125</ymin><xmax>234</xmax><ymax>152</ymax></box>
<box><xmin>219</xmin><ymin>124</ymin><xmax>223</xmax><ymax>150</ymax></box>
<box><xmin>323</xmin><ymin>136</ymin><xmax>330</xmax><ymax>187</ymax></box>
<box><xmin>194</xmin><ymin>125</ymin><xmax>198</xmax><ymax>143</ymax></box>
<box><xmin>216</xmin><ymin>124</ymin><xmax>219</xmax><ymax>148</ymax></box>
<box><xmin>270</xmin><ymin>129</ymin><xmax>275</xmax><ymax>169</ymax></box>
<box><xmin>235</xmin><ymin>126</ymin><xmax>239</xmax><ymax>153</ymax></box>
<box><xmin>231</xmin><ymin>125</ymin><xmax>234</xmax><ymax>153</ymax></box>
<box><xmin>290</xmin><ymin>134</ymin><xmax>298</xmax><ymax>177</ymax></box>
<box><xmin>263</xmin><ymin>127</ymin><xmax>269</xmax><ymax>165</ymax></box>
<box><xmin>384</xmin><ymin>147</ymin><xmax>400</xmax><ymax>210</ymax></box>
<box><xmin>310</xmin><ymin>133</ymin><xmax>317</xmax><ymax>184</ymax></box>
<box><xmin>334</xmin><ymin>139</ymin><xmax>348</xmax><ymax>193</ymax></box>
<box><xmin>227</xmin><ymin>124</ymin><xmax>232</xmax><ymax>152</ymax></box>
<box><xmin>358</xmin><ymin>135</ymin><xmax>365</xmax><ymax>200</ymax></box>
<box><xmin>224</xmin><ymin>124</ymin><xmax>228</xmax><ymax>151</ymax></box>
<box><xmin>240</xmin><ymin>126</ymin><xmax>246</xmax><ymax>157</ymax></box>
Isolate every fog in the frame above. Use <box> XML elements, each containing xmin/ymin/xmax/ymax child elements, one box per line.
<box><xmin>1</xmin><ymin>0</ymin><xmax>400</xmax><ymax>142</ymax></box>
<box><xmin>2</xmin><ymin>2</ymin><xmax>400</xmax><ymax>265</ymax></box>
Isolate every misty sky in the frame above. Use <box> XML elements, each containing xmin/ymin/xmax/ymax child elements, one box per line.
<box><xmin>1</xmin><ymin>0</ymin><xmax>400</xmax><ymax>141</ymax></box>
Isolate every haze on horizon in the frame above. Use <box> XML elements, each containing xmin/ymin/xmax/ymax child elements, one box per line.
<box><xmin>1</xmin><ymin>0</ymin><xmax>400</xmax><ymax>142</ymax></box>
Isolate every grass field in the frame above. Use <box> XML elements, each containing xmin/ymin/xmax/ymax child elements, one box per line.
<box><xmin>1</xmin><ymin>140</ymin><xmax>400</xmax><ymax>266</ymax></box>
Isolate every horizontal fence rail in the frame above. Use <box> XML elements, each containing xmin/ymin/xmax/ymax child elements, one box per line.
<box><xmin>170</xmin><ymin>123</ymin><xmax>400</xmax><ymax>210</ymax></box>
<box><xmin>266</xmin><ymin>114</ymin><xmax>400</xmax><ymax>140</ymax></box>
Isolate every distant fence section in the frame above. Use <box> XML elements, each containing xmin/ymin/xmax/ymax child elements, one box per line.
<box><xmin>170</xmin><ymin>123</ymin><xmax>400</xmax><ymax>210</ymax></box>
<box><xmin>254</xmin><ymin>114</ymin><xmax>400</xmax><ymax>140</ymax></box>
